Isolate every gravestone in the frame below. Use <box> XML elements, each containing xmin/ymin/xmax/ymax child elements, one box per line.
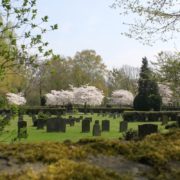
<box><xmin>36</xmin><ymin>119</ymin><xmax>46</xmax><ymax>129</ymax></box>
<box><xmin>46</xmin><ymin>118</ymin><xmax>66</xmax><ymax>132</ymax></box>
<box><xmin>18</xmin><ymin>114</ymin><xmax>23</xmax><ymax>121</ymax></box>
<box><xmin>18</xmin><ymin>121</ymin><xmax>27</xmax><ymax>138</ymax></box>
<box><xmin>84</xmin><ymin>117</ymin><xmax>92</xmax><ymax>122</ymax></box>
<box><xmin>66</xmin><ymin>116</ymin><xmax>75</xmax><ymax>126</ymax></box>
<box><xmin>119</xmin><ymin>121</ymin><xmax>128</xmax><ymax>132</ymax></box>
<box><xmin>74</xmin><ymin>117</ymin><xmax>81</xmax><ymax>123</ymax></box>
<box><xmin>113</xmin><ymin>113</ymin><xmax>116</xmax><ymax>119</ymax></box>
<box><xmin>102</xmin><ymin>120</ymin><xmax>110</xmax><ymax>132</ymax></box>
<box><xmin>93</xmin><ymin>120</ymin><xmax>101</xmax><ymax>136</ymax></box>
<box><xmin>68</xmin><ymin>117</ymin><xmax>75</xmax><ymax>126</ymax></box>
<box><xmin>82</xmin><ymin>119</ymin><xmax>90</xmax><ymax>133</ymax></box>
<box><xmin>138</xmin><ymin>124</ymin><xmax>158</xmax><ymax>138</ymax></box>
<box><xmin>58</xmin><ymin>118</ymin><xmax>66</xmax><ymax>132</ymax></box>
<box><xmin>161</xmin><ymin>115</ymin><xmax>169</xmax><ymax>125</ymax></box>
<box><xmin>109</xmin><ymin>113</ymin><xmax>113</xmax><ymax>118</ymax></box>
<box><xmin>176</xmin><ymin>114</ymin><xmax>180</xmax><ymax>127</ymax></box>
<box><xmin>32</xmin><ymin>115</ymin><xmax>37</xmax><ymax>126</ymax></box>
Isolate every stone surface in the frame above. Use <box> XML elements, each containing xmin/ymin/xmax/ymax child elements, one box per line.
<box><xmin>119</xmin><ymin>121</ymin><xmax>128</xmax><ymax>132</ymax></box>
<box><xmin>102</xmin><ymin>120</ymin><xmax>110</xmax><ymax>132</ymax></box>
<box><xmin>82</xmin><ymin>119</ymin><xmax>90</xmax><ymax>133</ymax></box>
<box><xmin>93</xmin><ymin>120</ymin><xmax>101</xmax><ymax>136</ymax></box>
<box><xmin>17</xmin><ymin>120</ymin><xmax>27</xmax><ymax>138</ymax></box>
<box><xmin>138</xmin><ymin>124</ymin><xmax>158</xmax><ymax>138</ymax></box>
<box><xmin>46</xmin><ymin>118</ymin><xmax>66</xmax><ymax>132</ymax></box>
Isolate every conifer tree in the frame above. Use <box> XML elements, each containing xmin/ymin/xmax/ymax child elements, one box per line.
<box><xmin>133</xmin><ymin>57</ymin><xmax>162</xmax><ymax>111</ymax></box>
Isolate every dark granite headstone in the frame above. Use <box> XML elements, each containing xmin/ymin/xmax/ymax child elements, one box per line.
<box><xmin>93</xmin><ymin>120</ymin><xmax>101</xmax><ymax>136</ymax></box>
<box><xmin>46</xmin><ymin>118</ymin><xmax>66</xmax><ymax>132</ymax></box>
<box><xmin>36</xmin><ymin>119</ymin><xmax>46</xmax><ymax>129</ymax></box>
<box><xmin>161</xmin><ymin>115</ymin><xmax>169</xmax><ymax>125</ymax></box>
<box><xmin>102</xmin><ymin>120</ymin><xmax>110</xmax><ymax>132</ymax></box>
<box><xmin>32</xmin><ymin>115</ymin><xmax>37</xmax><ymax>127</ymax></box>
<box><xmin>18</xmin><ymin>121</ymin><xmax>27</xmax><ymax>138</ymax></box>
<box><xmin>176</xmin><ymin>114</ymin><xmax>180</xmax><ymax>127</ymax></box>
<box><xmin>58</xmin><ymin>118</ymin><xmax>66</xmax><ymax>132</ymax></box>
<box><xmin>119</xmin><ymin>121</ymin><xmax>128</xmax><ymax>132</ymax></box>
<box><xmin>82</xmin><ymin>119</ymin><xmax>90</xmax><ymax>133</ymax></box>
<box><xmin>138</xmin><ymin>124</ymin><xmax>158</xmax><ymax>138</ymax></box>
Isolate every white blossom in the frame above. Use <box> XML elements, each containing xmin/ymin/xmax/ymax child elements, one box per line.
<box><xmin>72</xmin><ymin>85</ymin><xmax>104</xmax><ymax>106</ymax></box>
<box><xmin>45</xmin><ymin>85</ymin><xmax>104</xmax><ymax>106</ymax></box>
<box><xmin>110</xmin><ymin>90</ymin><xmax>134</xmax><ymax>106</ymax></box>
<box><xmin>45</xmin><ymin>90</ymin><xmax>74</xmax><ymax>106</ymax></box>
<box><xmin>6</xmin><ymin>93</ymin><xmax>26</xmax><ymax>105</ymax></box>
<box><xmin>158</xmin><ymin>84</ymin><xmax>173</xmax><ymax>105</ymax></box>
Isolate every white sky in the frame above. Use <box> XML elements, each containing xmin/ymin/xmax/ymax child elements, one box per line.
<box><xmin>37</xmin><ymin>0</ymin><xmax>180</xmax><ymax>69</ymax></box>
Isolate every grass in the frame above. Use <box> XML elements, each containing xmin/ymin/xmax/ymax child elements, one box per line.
<box><xmin>0</xmin><ymin>113</ymin><xmax>168</xmax><ymax>143</ymax></box>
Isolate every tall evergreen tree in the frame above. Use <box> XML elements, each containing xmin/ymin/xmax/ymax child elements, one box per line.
<box><xmin>133</xmin><ymin>57</ymin><xmax>162</xmax><ymax>111</ymax></box>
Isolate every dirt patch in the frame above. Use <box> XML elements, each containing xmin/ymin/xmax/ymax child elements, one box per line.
<box><xmin>0</xmin><ymin>157</ymin><xmax>46</xmax><ymax>174</ymax></box>
<box><xmin>86</xmin><ymin>155</ymin><xmax>153</xmax><ymax>180</ymax></box>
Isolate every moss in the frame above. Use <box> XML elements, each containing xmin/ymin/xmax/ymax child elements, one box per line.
<box><xmin>0</xmin><ymin>130</ymin><xmax>180</xmax><ymax>179</ymax></box>
<box><xmin>0</xmin><ymin>159</ymin><xmax>132</xmax><ymax>180</ymax></box>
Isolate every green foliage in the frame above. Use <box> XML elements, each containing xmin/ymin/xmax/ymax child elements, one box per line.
<box><xmin>108</xmin><ymin>65</ymin><xmax>139</xmax><ymax>95</ymax></box>
<box><xmin>123</xmin><ymin>129</ymin><xmax>138</xmax><ymax>140</ymax></box>
<box><xmin>9</xmin><ymin>104</ymin><xmax>18</xmax><ymax>119</ymax></box>
<box><xmin>0</xmin><ymin>116</ymin><xmax>9</xmax><ymax>133</ymax></box>
<box><xmin>37</xmin><ymin>111</ymin><xmax>49</xmax><ymax>120</ymax></box>
<box><xmin>133</xmin><ymin>57</ymin><xmax>162</xmax><ymax>111</ymax></box>
<box><xmin>152</xmin><ymin>51</ymin><xmax>180</xmax><ymax>104</ymax></box>
<box><xmin>0</xmin><ymin>96</ymin><xmax>7</xmax><ymax>108</ymax></box>
<box><xmin>112</xmin><ymin>0</ymin><xmax>180</xmax><ymax>44</ymax></box>
<box><xmin>0</xmin><ymin>0</ymin><xmax>58</xmax><ymax>79</ymax></box>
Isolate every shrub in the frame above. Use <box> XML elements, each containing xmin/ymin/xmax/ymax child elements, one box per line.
<box><xmin>123</xmin><ymin>129</ymin><xmax>138</xmax><ymax>140</ymax></box>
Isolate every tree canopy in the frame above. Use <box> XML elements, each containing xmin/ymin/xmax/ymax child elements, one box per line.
<box><xmin>0</xmin><ymin>0</ymin><xmax>58</xmax><ymax>78</ymax></box>
<box><xmin>112</xmin><ymin>0</ymin><xmax>180</xmax><ymax>44</ymax></box>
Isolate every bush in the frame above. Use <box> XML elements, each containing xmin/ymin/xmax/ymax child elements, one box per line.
<box><xmin>37</xmin><ymin>111</ymin><xmax>49</xmax><ymax>120</ymax></box>
<box><xmin>123</xmin><ymin>129</ymin><xmax>138</xmax><ymax>140</ymax></box>
<box><xmin>123</xmin><ymin>111</ymin><xmax>179</xmax><ymax>122</ymax></box>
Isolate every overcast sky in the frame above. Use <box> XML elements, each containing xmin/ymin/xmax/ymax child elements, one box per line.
<box><xmin>37</xmin><ymin>0</ymin><xmax>180</xmax><ymax>69</ymax></box>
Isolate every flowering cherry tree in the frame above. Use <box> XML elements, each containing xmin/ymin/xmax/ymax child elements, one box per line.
<box><xmin>45</xmin><ymin>90</ymin><xmax>74</xmax><ymax>106</ymax></box>
<box><xmin>72</xmin><ymin>86</ymin><xmax>104</xmax><ymax>106</ymax></box>
<box><xmin>110</xmin><ymin>90</ymin><xmax>134</xmax><ymax>106</ymax></box>
<box><xmin>6</xmin><ymin>93</ymin><xmax>26</xmax><ymax>106</ymax></box>
<box><xmin>158</xmin><ymin>84</ymin><xmax>173</xmax><ymax>105</ymax></box>
<box><xmin>45</xmin><ymin>85</ymin><xmax>104</xmax><ymax>106</ymax></box>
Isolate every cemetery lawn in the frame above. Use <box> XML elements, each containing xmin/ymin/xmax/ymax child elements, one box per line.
<box><xmin>0</xmin><ymin>113</ymin><xmax>168</xmax><ymax>143</ymax></box>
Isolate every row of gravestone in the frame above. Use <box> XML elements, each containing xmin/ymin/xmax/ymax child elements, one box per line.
<box><xmin>32</xmin><ymin>115</ymin><xmax>84</xmax><ymax>129</ymax></box>
<box><xmin>18</xmin><ymin>119</ymin><xmax>159</xmax><ymax>139</ymax></box>
<box><xmin>29</xmin><ymin>114</ymin><xmax>158</xmax><ymax>137</ymax></box>
<box><xmin>17</xmin><ymin>113</ymin><xmax>180</xmax><ymax>139</ymax></box>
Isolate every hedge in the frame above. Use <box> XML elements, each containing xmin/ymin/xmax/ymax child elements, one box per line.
<box><xmin>122</xmin><ymin>111</ymin><xmax>180</xmax><ymax>122</ymax></box>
